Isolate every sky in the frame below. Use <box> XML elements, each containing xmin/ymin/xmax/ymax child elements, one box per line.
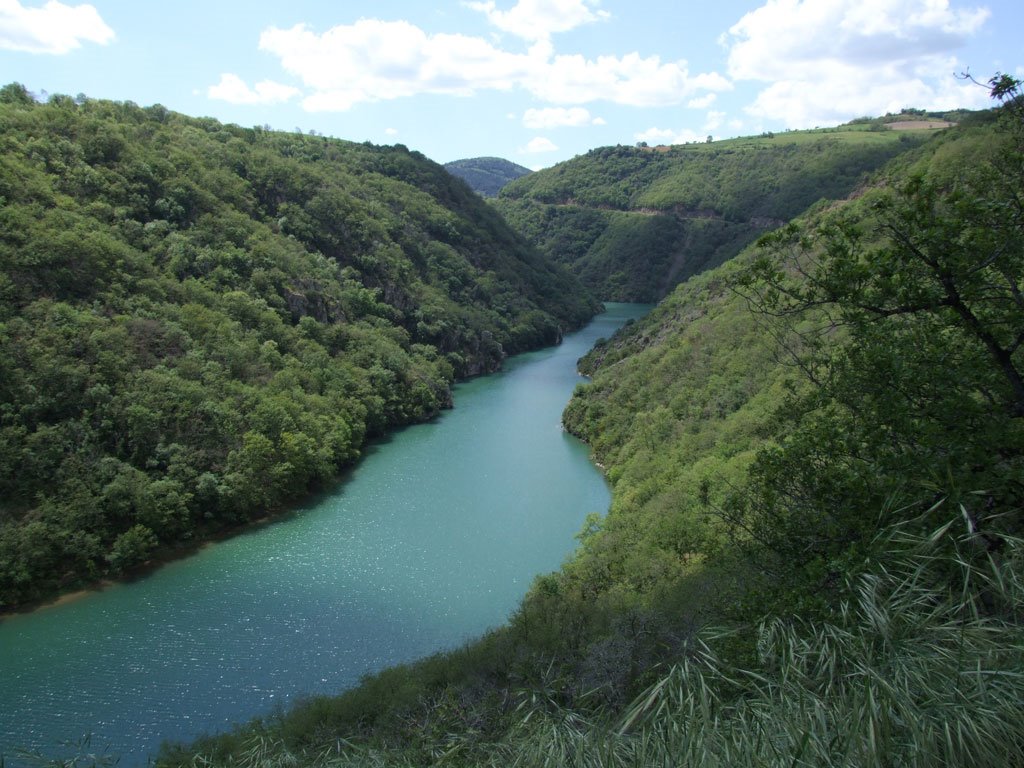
<box><xmin>1</xmin><ymin>0</ymin><xmax>1022</xmax><ymax>168</ymax></box>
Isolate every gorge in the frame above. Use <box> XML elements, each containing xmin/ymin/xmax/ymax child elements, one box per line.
<box><xmin>0</xmin><ymin>304</ymin><xmax>648</xmax><ymax>765</ymax></box>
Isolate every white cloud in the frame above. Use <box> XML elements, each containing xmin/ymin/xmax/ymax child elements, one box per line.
<box><xmin>256</xmin><ymin>19</ymin><xmax>730</xmax><ymax>112</ymax></box>
<box><xmin>745</xmin><ymin>68</ymin><xmax>989</xmax><ymax>125</ymax></box>
<box><xmin>704</xmin><ymin>110</ymin><xmax>725</xmax><ymax>130</ymax></box>
<box><xmin>591</xmin><ymin>116</ymin><xmax>607</xmax><ymax>125</ymax></box>
<box><xmin>521</xmin><ymin>136</ymin><xmax>559</xmax><ymax>153</ymax></box>
<box><xmin>523</xmin><ymin>106</ymin><xmax>592</xmax><ymax>128</ymax></box>
<box><xmin>634</xmin><ymin>126</ymin><xmax>706</xmax><ymax>145</ymax></box>
<box><xmin>208</xmin><ymin>73</ymin><xmax>299</xmax><ymax>105</ymax></box>
<box><xmin>385</xmin><ymin>127</ymin><xmax>399</xmax><ymax>136</ymax></box>
<box><xmin>532</xmin><ymin>51</ymin><xmax>732</xmax><ymax>106</ymax></box>
<box><xmin>728</xmin><ymin>0</ymin><xmax>989</xmax><ymax>81</ymax></box>
<box><xmin>0</xmin><ymin>0</ymin><xmax>113</xmax><ymax>54</ymax></box>
<box><xmin>687</xmin><ymin>93</ymin><xmax>717</xmax><ymax>109</ymax></box>
<box><xmin>725</xmin><ymin>0</ymin><xmax>992</xmax><ymax>125</ymax></box>
<box><xmin>466</xmin><ymin>0</ymin><xmax>609</xmax><ymax>41</ymax></box>
<box><xmin>260</xmin><ymin>21</ymin><xmax>537</xmax><ymax>111</ymax></box>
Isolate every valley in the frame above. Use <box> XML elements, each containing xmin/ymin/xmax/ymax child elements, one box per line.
<box><xmin>1</xmin><ymin>79</ymin><xmax>1022</xmax><ymax>768</ymax></box>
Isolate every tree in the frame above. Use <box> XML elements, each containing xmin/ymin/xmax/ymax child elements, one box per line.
<box><xmin>725</xmin><ymin>77</ymin><xmax>1024</xmax><ymax>604</ymax></box>
<box><xmin>106</xmin><ymin>525</ymin><xmax>158</xmax><ymax>574</ymax></box>
<box><xmin>0</xmin><ymin>82</ymin><xmax>33</xmax><ymax>105</ymax></box>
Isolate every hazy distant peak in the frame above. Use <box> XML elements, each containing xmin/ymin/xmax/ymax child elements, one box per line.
<box><xmin>445</xmin><ymin>156</ymin><xmax>532</xmax><ymax>197</ymax></box>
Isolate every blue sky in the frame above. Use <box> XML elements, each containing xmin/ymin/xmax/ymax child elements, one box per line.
<box><xmin>1</xmin><ymin>0</ymin><xmax>1022</xmax><ymax>168</ymax></box>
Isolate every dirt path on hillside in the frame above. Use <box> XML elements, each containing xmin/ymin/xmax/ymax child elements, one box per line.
<box><xmin>888</xmin><ymin>121</ymin><xmax>955</xmax><ymax>130</ymax></box>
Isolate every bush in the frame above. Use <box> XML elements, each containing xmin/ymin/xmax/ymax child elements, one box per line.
<box><xmin>106</xmin><ymin>525</ymin><xmax>157</xmax><ymax>573</ymax></box>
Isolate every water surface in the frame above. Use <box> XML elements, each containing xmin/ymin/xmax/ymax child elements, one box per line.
<box><xmin>0</xmin><ymin>304</ymin><xmax>649</xmax><ymax>764</ymax></box>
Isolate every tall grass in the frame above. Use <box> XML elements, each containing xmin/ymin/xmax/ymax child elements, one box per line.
<box><xmin>172</xmin><ymin>518</ymin><xmax>1023</xmax><ymax>767</ymax></box>
<box><xmin>496</xmin><ymin>518</ymin><xmax>1024</xmax><ymax>768</ymax></box>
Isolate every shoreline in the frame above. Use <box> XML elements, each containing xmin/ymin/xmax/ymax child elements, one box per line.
<box><xmin>0</xmin><ymin>347</ymin><xmax>539</xmax><ymax>620</ymax></box>
<box><xmin>0</xmin><ymin>385</ymin><xmax>458</xmax><ymax>621</ymax></box>
<box><xmin>0</xmin><ymin>512</ymin><xmax>285</xmax><ymax>620</ymax></box>
<box><xmin>0</xmin><ymin>311</ymin><xmax>609</xmax><ymax>621</ymax></box>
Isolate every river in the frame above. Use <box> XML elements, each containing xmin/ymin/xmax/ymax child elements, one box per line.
<box><xmin>0</xmin><ymin>303</ymin><xmax>649</xmax><ymax>765</ymax></box>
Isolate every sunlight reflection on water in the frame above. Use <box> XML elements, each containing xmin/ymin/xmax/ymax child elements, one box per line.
<box><xmin>0</xmin><ymin>304</ymin><xmax>649</xmax><ymax>766</ymax></box>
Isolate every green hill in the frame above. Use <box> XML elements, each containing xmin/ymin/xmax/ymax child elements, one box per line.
<box><xmin>163</xmin><ymin>84</ymin><xmax>1024</xmax><ymax>767</ymax></box>
<box><xmin>0</xmin><ymin>84</ymin><xmax>597</xmax><ymax>608</ymax></box>
<box><xmin>443</xmin><ymin>156</ymin><xmax>532</xmax><ymax>197</ymax></box>
<box><xmin>495</xmin><ymin>120</ymin><xmax>961</xmax><ymax>301</ymax></box>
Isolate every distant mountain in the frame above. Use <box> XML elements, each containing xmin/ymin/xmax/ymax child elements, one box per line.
<box><xmin>445</xmin><ymin>156</ymin><xmax>532</xmax><ymax>197</ymax></box>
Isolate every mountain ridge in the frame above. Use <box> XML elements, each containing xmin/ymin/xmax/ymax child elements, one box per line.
<box><xmin>494</xmin><ymin>116</ymin><xmax>974</xmax><ymax>301</ymax></box>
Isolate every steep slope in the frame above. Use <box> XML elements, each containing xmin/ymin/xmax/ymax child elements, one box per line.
<box><xmin>0</xmin><ymin>85</ymin><xmax>597</xmax><ymax>608</ymax></box>
<box><xmin>444</xmin><ymin>157</ymin><xmax>532</xmax><ymax>197</ymax></box>
<box><xmin>163</xmin><ymin>92</ymin><xmax>1024</xmax><ymax>766</ymax></box>
<box><xmin>496</xmin><ymin>119</ymin><xmax>966</xmax><ymax>301</ymax></box>
<box><xmin>563</xmin><ymin>105</ymin><xmax>1023</xmax><ymax>612</ymax></box>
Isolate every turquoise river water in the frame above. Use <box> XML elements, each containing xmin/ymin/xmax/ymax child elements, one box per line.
<box><xmin>0</xmin><ymin>303</ymin><xmax>649</xmax><ymax>765</ymax></box>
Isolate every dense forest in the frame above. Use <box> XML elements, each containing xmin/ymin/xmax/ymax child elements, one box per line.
<box><xmin>0</xmin><ymin>84</ymin><xmax>597</xmax><ymax>609</ymax></box>
<box><xmin>442</xmin><ymin>157</ymin><xmax>532</xmax><ymax>198</ymax></box>
<box><xmin>162</xmin><ymin>79</ymin><xmax>1024</xmax><ymax>766</ymax></box>
<box><xmin>495</xmin><ymin>114</ymin><xmax>976</xmax><ymax>302</ymax></box>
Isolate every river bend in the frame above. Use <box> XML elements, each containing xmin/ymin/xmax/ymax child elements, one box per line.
<box><xmin>0</xmin><ymin>304</ymin><xmax>648</xmax><ymax>764</ymax></box>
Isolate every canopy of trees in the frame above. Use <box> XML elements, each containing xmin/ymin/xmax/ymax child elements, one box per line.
<box><xmin>443</xmin><ymin>157</ymin><xmax>531</xmax><ymax>197</ymax></box>
<box><xmin>495</xmin><ymin>125</ymin><xmax>960</xmax><ymax>301</ymax></box>
<box><xmin>0</xmin><ymin>84</ymin><xmax>597</xmax><ymax>608</ymax></box>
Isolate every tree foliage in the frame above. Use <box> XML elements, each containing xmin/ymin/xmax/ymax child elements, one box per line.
<box><xmin>0</xmin><ymin>88</ymin><xmax>597</xmax><ymax>608</ymax></box>
<box><xmin>443</xmin><ymin>157</ymin><xmax>531</xmax><ymax>197</ymax></box>
<box><xmin>495</xmin><ymin>128</ymin><xmax>943</xmax><ymax>301</ymax></box>
<box><xmin>725</xmin><ymin>79</ymin><xmax>1024</xmax><ymax>604</ymax></box>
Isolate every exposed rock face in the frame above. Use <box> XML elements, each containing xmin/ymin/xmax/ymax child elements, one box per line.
<box><xmin>462</xmin><ymin>331</ymin><xmax>507</xmax><ymax>377</ymax></box>
<box><xmin>285</xmin><ymin>288</ymin><xmax>334</xmax><ymax>324</ymax></box>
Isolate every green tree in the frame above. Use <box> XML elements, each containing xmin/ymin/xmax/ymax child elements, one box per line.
<box><xmin>106</xmin><ymin>524</ymin><xmax>158</xmax><ymax>573</ymax></box>
<box><xmin>728</xmin><ymin>77</ymin><xmax>1024</xmax><ymax>603</ymax></box>
<box><xmin>0</xmin><ymin>82</ymin><xmax>33</xmax><ymax>105</ymax></box>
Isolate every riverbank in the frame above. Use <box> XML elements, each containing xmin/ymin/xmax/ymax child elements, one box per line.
<box><xmin>0</xmin><ymin>305</ymin><xmax>645</xmax><ymax>765</ymax></box>
<box><xmin>0</xmin><ymin>322</ymin><xmax>581</xmax><ymax>618</ymax></box>
<box><xmin>1</xmin><ymin>510</ymin><xmax>290</xmax><ymax>618</ymax></box>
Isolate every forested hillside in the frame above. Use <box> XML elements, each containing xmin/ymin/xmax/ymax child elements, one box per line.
<box><xmin>165</xmin><ymin>82</ymin><xmax>1024</xmax><ymax>767</ymax></box>
<box><xmin>0</xmin><ymin>84</ymin><xmax>597</xmax><ymax>608</ymax></box>
<box><xmin>443</xmin><ymin>157</ymin><xmax>531</xmax><ymax>197</ymax></box>
<box><xmin>496</xmin><ymin>116</ymin><xmax>970</xmax><ymax>301</ymax></box>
